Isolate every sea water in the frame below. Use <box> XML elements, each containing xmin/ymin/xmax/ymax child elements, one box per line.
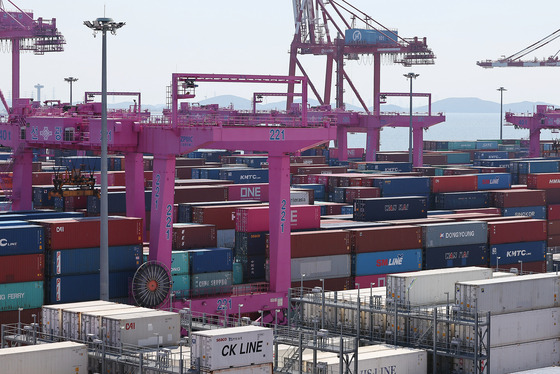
<box><xmin>346</xmin><ymin>112</ymin><xmax>559</xmax><ymax>151</ymax></box>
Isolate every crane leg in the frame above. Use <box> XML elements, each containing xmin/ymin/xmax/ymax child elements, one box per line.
<box><xmin>125</xmin><ymin>152</ymin><xmax>147</xmax><ymax>237</ymax></box>
<box><xmin>11</xmin><ymin>149</ymin><xmax>32</xmax><ymax>211</ymax></box>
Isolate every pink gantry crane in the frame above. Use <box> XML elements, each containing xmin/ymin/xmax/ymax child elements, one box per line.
<box><xmin>288</xmin><ymin>0</ymin><xmax>445</xmax><ymax>165</ymax></box>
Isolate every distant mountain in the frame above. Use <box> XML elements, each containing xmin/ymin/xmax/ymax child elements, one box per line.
<box><xmin>104</xmin><ymin>95</ymin><xmax>557</xmax><ymax>115</ymax></box>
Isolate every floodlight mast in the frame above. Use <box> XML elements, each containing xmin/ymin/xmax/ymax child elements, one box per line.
<box><xmin>84</xmin><ymin>17</ymin><xmax>125</xmax><ymax>301</ymax></box>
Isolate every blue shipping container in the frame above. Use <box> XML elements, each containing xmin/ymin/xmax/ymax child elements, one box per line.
<box><xmin>292</xmin><ymin>184</ymin><xmax>326</xmax><ymax>201</ymax></box>
<box><xmin>502</xmin><ymin>206</ymin><xmax>547</xmax><ymax>220</ymax></box>
<box><xmin>477</xmin><ymin>173</ymin><xmax>511</xmax><ymax>190</ymax></box>
<box><xmin>239</xmin><ymin>255</ymin><xmax>266</xmax><ymax>281</ymax></box>
<box><xmin>47</xmin><ymin>245</ymin><xmax>142</xmax><ymax>276</ymax></box>
<box><xmin>0</xmin><ymin>281</ymin><xmax>43</xmax><ymax>312</ymax></box>
<box><xmin>46</xmin><ymin>271</ymin><xmax>135</xmax><ymax>304</ymax></box>
<box><xmin>353</xmin><ymin>196</ymin><xmax>428</xmax><ymax>221</ymax></box>
<box><xmin>221</xmin><ymin>169</ymin><xmax>269</xmax><ymax>184</ymax></box>
<box><xmin>189</xmin><ymin>248</ymin><xmax>233</xmax><ymax>274</ymax></box>
<box><xmin>474</xmin><ymin>151</ymin><xmax>509</xmax><ymax>160</ymax></box>
<box><xmin>0</xmin><ymin>225</ymin><xmax>44</xmax><ymax>256</ymax></box>
<box><xmin>354</xmin><ymin>249</ymin><xmax>422</xmax><ymax>276</ymax></box>
<box><xmin>344</xmin><ymin>29</ymin><xmax>398</xmax><ymax>45</ymax></box>
<box><xmin>517</xmin><ymin>160</ymin><xmax>559</xmax><ymax>174</ymax></box>
<box><xmin>423</xmin><ymin>244</ymin><xmax>487</xmax><ymax>269</ymax></box>
<box><xmin>373</xmin><ymin>177</ymin><xmax>430</xmax><ymax>197</ymax></box>
<box><xmin>434</xmin><ymin>191</ymin><xmax>489</xmax><ymax>210</ymax></box>
<box><xmin>476</xmin><ymin>141</ymin><xmax>499</xmax><ymax>150</ymax></box>
<box><xmin>490</xmin><ymin>241</ymin><xmax>546</xmax><ymax>266</ymax></box>
<box><xmin>365</xmin><ymin>162</ymin><xmax>412</xmax><ymax>172</ymax></box>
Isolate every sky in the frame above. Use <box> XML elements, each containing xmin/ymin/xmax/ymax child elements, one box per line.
<box><xmin>2</xmin><ymin>0</ymin><xmax>560</xmax><ymax>109</ymax></box>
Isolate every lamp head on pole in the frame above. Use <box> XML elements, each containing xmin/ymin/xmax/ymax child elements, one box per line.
<box><xmin>497</xmin><ymin>87</ymin><xmax>507</xmax><ymax>92</ymax></box>
<box><xmin>84</xmin><ymin>17</ymin><xmax>125</xmax><ymax>35</ymax></box>
<box><xmin>404</xmin><ymin>72</ymin><xmax>420</xmax><ymax>79</ymax></box>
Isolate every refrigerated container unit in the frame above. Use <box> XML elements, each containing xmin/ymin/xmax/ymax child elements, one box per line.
<box><xmin>386</xmin><ymin>267</ymin><xmax>493</xmax><ymax>307</ymax></box>
<box><xmin>0</xmin><ymin>341</ymin><xmax>88</xmax><ymax>374</ymax></box>
<box><xmin>80</xmin><ymin>306</ymin><xmax>151</xmax><ymax>341</ymax></box>
<box><xmin>191</xmin><ymin>326</ymin><xmax>273</xmax><ymax>371</ymax></box>
<box><xmin>61</xmin><ymin>303</ymin><xmax>138</xmax><ymax>340</ymax></box>
<box><xmin>455</xmin><ymin>273</ymin><xmax>560</xmax><ymax>315</ymax></box>
<box><xmin>102</xmin><ymin>310</ymin><xmax>180</xmax><ymax>347</ymax></box>
<box><xmin>42</xmin><ymin>300</ymin><xmax>114</xmax><ymax>336</ymax></box>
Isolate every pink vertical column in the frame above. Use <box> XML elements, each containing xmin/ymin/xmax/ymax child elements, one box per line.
<box><xmin>337</xmin><ymin>125</ymin><xmax>348</xmax><ymax>161</ymax></box>
<box><xmin>413</xmin><ymin>126</ymin><xmax>424</xmax><ymax>167</ymax></box>
<box><xmin>148</xmin><ymin>154</ymin><xmax>176</xmax><ymax>271</ymax></box>
<box><xmin>529</xmin><ymin>128</ymin><xmax>541</xmax><ymax>158</ymax></box>
<box><xmin>12</xmin><ymin>149</ymin><xmax>32</xmax><ymax>211</ymax></box>
<box><xmin>11</xmin><ymin>39</ymin><xmax>20</xmax><ymax>100</ymax></box>
<box><xmin>125</xmin><ymin>152</ymin><xmax>146</xmax><ymax>236</ymax></box>
<box><xmin>267</xmin><ymin>153</ymin><xmax>291</xmax><ymax>293</ymax></box>
<box><xmin>365</xmin><ymin>127</ymin><xmax>380</xmax><ymax>162</ymax></box>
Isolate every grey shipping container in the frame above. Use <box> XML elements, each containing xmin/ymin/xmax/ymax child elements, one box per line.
<box><xmin>421</xmin><ymin>221</ymin><xmax>487</xmax><ymax>248</ymax></box>
<box><xmin>291</xmin><ymin>254</ymin><xmax>352</xmax><ymax>282</ymax></box>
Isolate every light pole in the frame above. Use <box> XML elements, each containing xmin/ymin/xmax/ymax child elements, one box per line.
<box><xmin>238</xmin><ymin>304</ymin><xmax>243</xmax><ymax>326</ymax></box>
<box><xmin>64</xmin><ymin>77</ymin><xmax>78</xmax><ymax>104</ymax></box>
<box><xmin>518</xmin><ymin>260</ymin><xmax>523</xmax><ymax>275</ymax></box>
<box><xmin>404</xmin><ymin>72</ymin><xmax>419</xmax><ymax>164</ymax></box>
<box><xmin>496</xmin><ymin>256</ymin><xmax>501</xmax><ymax>270</ymax></box>
<box><xmin>497</xmin><ymin>87</ymin><xmax>506</xmax><ymax>141</ymax></box>
<box><xmin>84</xmin><ymin>17</ymin><xmax>125</xmax><ymax>301</ymax></box>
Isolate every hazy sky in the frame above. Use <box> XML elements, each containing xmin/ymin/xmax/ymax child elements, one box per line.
<box><xmin>2</xmin><ymin>0</ymin><xmax>559</xmax><ymax>109</ymax></box>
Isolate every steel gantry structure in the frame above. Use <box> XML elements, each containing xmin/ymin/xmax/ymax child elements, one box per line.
<box><xmin>288</xmin><ymin>0</ymin><xmax>445</xmax><ymax>165</ymax></box>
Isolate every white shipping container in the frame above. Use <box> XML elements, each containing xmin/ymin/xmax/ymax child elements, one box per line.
<box><xmin>191</xmin><ymin>326</ymin><xmax>273</xmax><ymax>371</ymax></box>
<box><xmin>458</xmin><ymin>338</ymin><xmax>560</xmax><ymax>374</ymax></box>
<box><xmin>301</xmin><ymin>344</ymin><xmax>396</xmax><ymax>372</ymax></box>
<box><xmin>466</xmin><ymin>307</ymin><xmax>560</xmax><ymax>347</ymax></box>
<box><xmin>0</xmin><ymin>341</ymin><xmax>87</xmax><ymax>374</ymax></box>
<box><xmin>42</xmin><ymin>300</ymin><xmax>114</xmax><ymax>337</ymax></box>
<box><xmin>62</xmin><ymin>303</ymin><xmax>134</xmax><ymax>340</ymax></box>
<box><xmin>290</xmin><ymin>191</ymin><xmax>310</xmax><ymax>206</ymax></box>
<box><xmin>456</xmin><ymin>273</ymin><xmax>560</xmax><ymax>315</ymax></box>
<box><xmin>313</xmin><ymin>347</ymin><xmax>427</xmax><ymax>374</ymax></box>
<box><xmin>103</xmin><ymin>310</ymin><xmax>180</xmax><ymax>347</ymax></box>
<box><xmin>211</xmin><ymin>363</ymin><xmax>273</xmax><ymax>374</ymax></box>
<box><xmin>386</xmin><ymin>267</ymin><xmax>493</xmax><ymax>307</ymax></box>
<box><xmin>80</xmin><ymin>305</ymin><xmax>145</xmax><ymax>340</ymax></box>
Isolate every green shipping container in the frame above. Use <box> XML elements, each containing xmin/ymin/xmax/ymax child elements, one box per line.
<box><xmin>0</xmin><ymin>281</ymin><xmax>43</xmax><ymax>312</ymax></box>
<box><xmin>446</xmin><ymin>152</ymin><xmax>471</xmax><ymax>164</ymax></box>
<box><xmin>191</xmin><ymin>272</ymin><xmax>233</xmax><ymax>297</ymax></box>
<box><xmin>448</xmin><ymin>141</ymin><xmax>477</xmax><ymax>150</ymax></box>
<box><xmin>172</xmin><ymin>274</ymin><xmax>190</xmax><ymax>291</ymax></box>
<box><xmin>170</xmin><ymin>251</ymin><xmax>190</xmax><ymax>275</ymax></box>
<box><xmin>233</xmin><ymin>263</ymin><xmax>243</xmax><ymax>285</ymax></box>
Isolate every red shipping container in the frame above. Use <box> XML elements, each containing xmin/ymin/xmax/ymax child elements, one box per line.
<box><xmin>344</xmin><ymin>187</ymin><xmax>380</xmax><ymax>204</ymax></box>
<box><xmin>527</xmin><ymin>173</ymin><xmax>560</xmax><ymax>189</ymax></box>
<box><xmin>546</xmin><ymin>189</ymin><xmax>560</xmax><ymax>204</ymax></box>
<box><xmin>0</xmin><ymin>254</ymin><xmax>44</xmax><ymax>283</ymax></box>
<box><xmin>193</xmin><ymin>203</ymin><xmax>265</xmax><ymax>230</ymax></box>
<box><xmin>518</xmin><ymin>174</ymin><xmax>528</xmax><ymax>185</ymax></box>
<box><xmin>430</xmin><ymin>175</ymin><xmax>478</xmax><ymax>193</ymax></box>
<box><xmin>454</xmin><ymin>207</ymin><xmax>501</xmax><ymax>215</ymax></box>
<box><xmin>307</xmin><ymin>174</ymin><xmax>330</xmax><ymax>186</ymax></box>
<box><xmin>548</xmin><ymin>235</ymin><xmax>560</xmax><ymax>247</ymax></box>
<box><xmin>349</xmin><ymin>225</ymin><xmax>422</xmax><ymax>253</ymax></box>
<box><xmin>291</xmin><ymin>175</ymin><xmax>308</xmax><ymax>185</ymax></box>
<box><xmin>176</xmin><ymin>157</ymin><xmax>206</xmax><ymax>167</ymax></box>
<box><xmin>172</xmin><ymin>223</ymin><xmax>217</xmax><ymax>250</ymax></box>
<box><xmin>173</xmin><ymin>185</ymin><xmax>227</xmax><ymax>204</ymax></box>
<box><xmin>423</xmin><ymin>153</ymin><xmax>448</xmax><ymax>165</ymax></box>
<box><xmin>227</xmin><ymin>183</ymin><xmax>269</xmax><ymax>202</ymax></box>
<box><xmin>236</xmin><ymin>205</ymin><xmax>321</xmax><ymax>232</ymax></box>
<box><xmin>488</xmin><ymin>219</ymin><xmax>547</xmax><ymax>244</ymax></box>
<box><xmin>316</xmin><ymin>202</ymin><xmax>347</xmax><ymax>215</ymax></box>
<box><xmin>549</xmin><ymin>205</ymin><xmax>560</xmax><ymax>221</ymax></box>
<box><xmin>491</xmin><ymin>189</ymin><xmax>546</xmax><ymax>208</ymax></box>
<box><xmin>354</xmin><ymin>274</ymin><xmax>388</xmax><ymax>288</ymax></box>
<box><xmin>0</xmin><ymin>308</ymin><xmax>42</xmax><ymax>326</ymax></box>
<box><xmin>291</xmin><ymin>155</ymin><xmax>327</xmax><ymax>164</ymax></box>
<box><xmin>497</xmin><ymin>261</ymin><xmax>547</xmax><ymax>274</ymax></box>
<box><xmin>291</xmin><ymin>276</ymin><xmax>354</xmax><ymax>291</ymax></box>
<box><xmin>549</xmin><ymin>220</ymin><xmax>560</xmax><ymax>236</ymax></box>
<box><xmin>32</xmin><ymin>172</ymin><xmax>55</xmax><ymax>186</ymax></box>
<box><xmin>289</xmin><ymin>230</ymin><xmax>351</xmax><ymax>258</ymax></box>
<box><xmin>32</xmin><ymin>216</ymin><xmax>143</xmax><ymax>250</ymax></box>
